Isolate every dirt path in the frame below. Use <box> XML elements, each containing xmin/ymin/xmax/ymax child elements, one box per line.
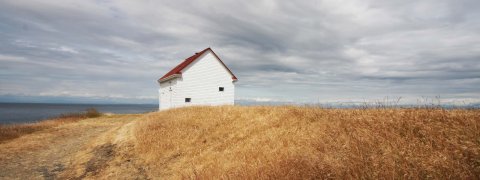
<box><xmin>0</xmin><ymin>114</ymin><xmax>142</xmax><ymax>180</ymax></box>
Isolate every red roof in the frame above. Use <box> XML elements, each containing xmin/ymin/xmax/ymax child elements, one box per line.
<box><xmin>158</xmin><ymin>48</ymin><xmax>238</xmax><ymax>82</ymax></box>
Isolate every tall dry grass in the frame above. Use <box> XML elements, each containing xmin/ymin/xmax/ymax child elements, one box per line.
<box><xmin>134</xmin><ymin>106</ymin><xmax>480</xmax><ymax>179</ymax></box>
<box><xmin>0</xmin><ymin>108</ymin><xmax>101</xmax><ymax>143</ymax></box>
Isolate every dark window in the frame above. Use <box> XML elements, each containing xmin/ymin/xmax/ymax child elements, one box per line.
<box><xmin>219</xmin><ymin>87</ymin><xmax>224</xmax><ymax>92</ymax></box>
<box><xmin>185</xmin><ymin>98</ymin><xmax>191</xmax><ymax>103</ymax></box>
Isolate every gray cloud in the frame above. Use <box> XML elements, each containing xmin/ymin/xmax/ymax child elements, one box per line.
<box><xmin>0</xmin><ymin>0</ymin><xmax>479</xmax><ymax>105</ymax></box>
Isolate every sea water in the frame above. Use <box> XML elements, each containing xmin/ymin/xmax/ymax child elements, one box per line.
<box><xmin>0</xmin><ymin>103</ymin><xmax>157</xmax><ymax>124</ymax></box>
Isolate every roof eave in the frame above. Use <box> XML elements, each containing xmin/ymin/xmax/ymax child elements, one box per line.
<box><xmin>158</xmin><ymin>74</ymin><xmax>182</xmax><ymax>84</ymax></box>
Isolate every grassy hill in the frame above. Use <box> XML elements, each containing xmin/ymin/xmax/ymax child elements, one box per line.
<box><xmin>1</xmin><ymin>106</ymin><xmax>479</xmax><ymax>179</ymax></box>
<box><xmin>134</xmin><ymin>106</ymin><xmax>479</xmax><ymax>179</ymax></box>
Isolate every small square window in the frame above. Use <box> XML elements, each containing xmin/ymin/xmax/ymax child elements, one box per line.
<box><xmin>219</xmin><ymin>87</ymin><xmax>224</xmax><ymax>92</ymax></box>
<box><xmin>185</xmin><ymin>98</ymin><xmax>191</xmax><ymax>103</ymax></box>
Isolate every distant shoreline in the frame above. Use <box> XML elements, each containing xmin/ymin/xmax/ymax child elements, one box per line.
<box><xmin>0</xmin><ymin>102</ymin><xmax>157</xmax><ymax>106</ymax></box>
<box><xmin>0</xmin><ymin>103</ymin><xmax>157</xmax><ymax>124</ymax></box>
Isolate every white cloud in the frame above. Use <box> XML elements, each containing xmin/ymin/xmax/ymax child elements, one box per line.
<box><xmin>0</xmin><ymin>54</ymin><xmax>26</xmax><ymax>62</ymax></box>
<box><xmin>49</xmin><ymin>46</ymin><xmax>79</xmax><ymax>54</ymax></box>
<box><xmin>0</xmin><ymin>0</ymin><xmax>479</xmax><ymax>104</ymax></box>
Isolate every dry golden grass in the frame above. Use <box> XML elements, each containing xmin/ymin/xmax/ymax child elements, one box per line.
<box><xmin>0</xmin><ymin>108</ymin><xmax>101</xmax><ymax>143</ymax></box>
<box><xmin>0</xmin><ymin>117</ymin><xmax>82</xmax><ymax>144</ymax></box>
<box><xmin>134</xmin><ymin>106</ymin><xmax>480</xmax><ymax>179</ymax></box>
<box><xmin>0</xmin><ymin>114</ymin><xmax>139</xmax><ymax>179</ymax></box>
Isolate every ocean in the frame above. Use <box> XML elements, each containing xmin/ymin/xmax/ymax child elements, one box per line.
<box><xmin>0</xmin><ymin>103</ymin><xmax>158</xmax><ymax>124</ymax></box>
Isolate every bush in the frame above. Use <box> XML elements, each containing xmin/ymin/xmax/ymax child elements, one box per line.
<box><xmin>57</xmin><ymin>108</ymin><xmax>101</xmax><ymax>119</ymax></box>
<box><xmin>86</xmin><ymin>108</ymin><xmax>101</xmax><ymax>118</ymax></box>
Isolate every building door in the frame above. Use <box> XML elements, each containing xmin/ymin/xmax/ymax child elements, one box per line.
<box><xmin>160</xmin><ymin>83</ymin><xmax>174</xmax><ymax>110</ymax></box>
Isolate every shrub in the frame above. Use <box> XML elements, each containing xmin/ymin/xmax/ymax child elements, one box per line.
<box><xmin>86</xmin><ymin>108</ymin><xmax>101</xmax><ymax>118</ymax></box>
<box><xmin>57</xmin><ymin>108</ymin><xmax>101</xmax><ymax>119</ymax></box>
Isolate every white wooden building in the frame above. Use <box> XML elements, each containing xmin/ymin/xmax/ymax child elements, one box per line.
<box><xmin>157</xmin><ymin>48</ymin><xmax>238</xmax><ymax>110</ymax></box>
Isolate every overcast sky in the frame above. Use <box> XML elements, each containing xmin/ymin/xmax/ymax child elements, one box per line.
<box><xmin>0</xmin><ymin>0</ymin><xmax>479</xmax><ymax>105</ymax></box>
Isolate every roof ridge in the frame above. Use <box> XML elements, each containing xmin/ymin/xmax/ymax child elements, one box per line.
<box><xmin>158</xmin><ymin>48</ymin><xmax>237</xmax><ymax>83</ymax></box>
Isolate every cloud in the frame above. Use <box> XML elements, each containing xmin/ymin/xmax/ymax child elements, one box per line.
<box><xmin>49</xmin><ymin>46</ymin><xmax>79</xmax><ymax>54</ymax></box>
<box><xmin>0</xmin><ymin>0</ymin><xmax>479</xmax><ymax>104</ymax></box>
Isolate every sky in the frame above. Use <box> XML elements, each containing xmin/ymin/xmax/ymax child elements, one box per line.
<box><xmin>0</xmin><ymin>0</ymin><xmax>479</xmax><ymax>105</ymax></box>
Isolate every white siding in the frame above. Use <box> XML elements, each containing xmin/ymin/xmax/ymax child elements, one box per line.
<box><xmin>159</xmin><ymin>78</ymin><xmax>177</xmax><ymax>110</ymax></box>
<box><xmin>159</xmin><ymin>51</ymin><xmax>235</xmax><ymax>110</ymax></box>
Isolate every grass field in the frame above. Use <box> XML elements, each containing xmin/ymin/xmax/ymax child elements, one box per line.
<box><xmin>1</xmin><ymin>106</ymin><xmax>479</xmax><ymax>179</ymax></box>
<box><xmin>134</xmin><ymin>106</ymin><xmax>480</xmax><ymax>179</ymax></box>
<box><xmin>0</xmin><ymin>108</ymin><xmax>101</xmax><ymax>143</ymax></box>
